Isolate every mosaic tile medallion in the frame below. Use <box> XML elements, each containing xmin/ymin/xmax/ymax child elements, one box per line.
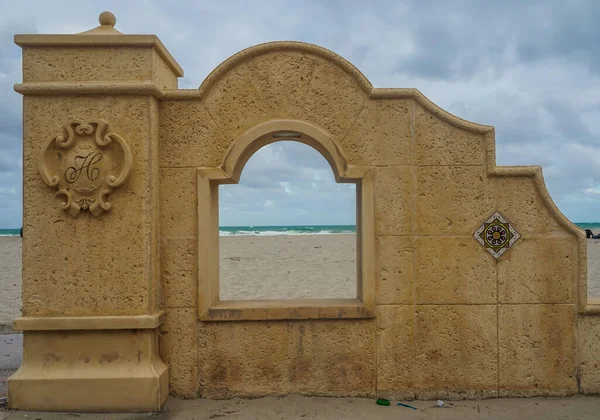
<box><xmin>473</xmin><ymin>211</ymin><xmax>520</xmax><ymax>259</ymax></box>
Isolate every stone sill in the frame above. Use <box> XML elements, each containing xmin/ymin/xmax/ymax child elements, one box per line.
<box><xmin>13</xmin><ymin>312</ymin><xmax>165</xmax><ymax>331</ymax></box>
<box><xmin>200</xmin><ymin>299</ymin><xmax>374</xmax><ymax>321</ymax></box>
<box><xmin>583</xmin><ymin>304</ymin><xmax>600</xmax><ymax>315</ymax></box>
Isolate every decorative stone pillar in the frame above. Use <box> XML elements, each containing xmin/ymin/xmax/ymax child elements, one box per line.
<box><xmin>8</xmin><ymin>12</ymin><xmax>182</xmax><ymax>412</ymax></box>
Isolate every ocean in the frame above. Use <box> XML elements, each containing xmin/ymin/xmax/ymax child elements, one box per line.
<box><xmin>2</xmin><ymin>223</ymin><xmax>600</xmax><ymax>237</ymax></box>
<box><xmin>220</xmin><ymin>223</ymin><xmax>600</xmax><ymax>235</ymax></box>
<box><xmin>219</xmin><ymin>225</ymin><xmax>356</xmax><ymax>236</ymax></box>
<box><xmin>574</xmin><ymin>223</ymin><xmax>600</xmax><ymax>231</ymax></box>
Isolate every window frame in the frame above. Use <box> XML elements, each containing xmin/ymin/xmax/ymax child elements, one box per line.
<box><xmin>197</xmin><ymin>120</ymin><xmax>375</xmax><ymax>321</ymax></box>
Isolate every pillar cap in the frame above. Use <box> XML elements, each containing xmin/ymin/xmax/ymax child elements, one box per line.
<box><xmin>13</xmin><ymin>10</ymin><xmax>184</xmax><ymax>77</ymax></box>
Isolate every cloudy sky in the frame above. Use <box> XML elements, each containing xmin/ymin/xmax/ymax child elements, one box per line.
<box><xmin>1</xmin><ymin>0</ymin><xmax>599</xmax><ymax>227</ymax></box>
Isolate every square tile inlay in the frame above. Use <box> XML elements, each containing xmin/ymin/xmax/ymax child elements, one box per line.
<box><xmin>474</xmin><ymin>211</ymin><xmax>520</xmax><ymax>259</ymax></box>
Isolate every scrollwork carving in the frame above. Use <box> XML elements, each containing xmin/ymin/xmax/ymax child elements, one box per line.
<box><xmin>39</xmin><ymin>119</ymin><xmax>133</xmax><ymax>217</ymax></box>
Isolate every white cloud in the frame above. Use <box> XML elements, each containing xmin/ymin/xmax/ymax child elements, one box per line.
<box><xmin>220</xmin><ymin>142</ymin><xmax>356</xmax><ymax>226</ymax></box>
<box><xmin>584</xmin><ymin>188</ymin><xmax>600</xmax><ymax>196</ymax></box>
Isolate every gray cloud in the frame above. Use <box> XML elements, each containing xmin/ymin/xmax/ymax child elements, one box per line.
<box><xmin>221</xmin><ymin>142</ymin><xmax>356</xmax><ymax>226</ymax></box>
<box><xmin>0</xmin><ymin>14</ymin><xmax>26</xmax><ymax>228</ymax></box>
<box><xmin>1</xmin><ymin>0</ymin><xmax>599</xmax><ymax>226</ymax></box>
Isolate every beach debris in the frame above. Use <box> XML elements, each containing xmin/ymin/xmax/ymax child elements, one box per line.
<box><xmin>397</xmin><ymin>402</ymin><xmax>417</xmax><ymax>410</ymax></box>
<box><xmin>209</xmin><ymin>408</ymin><xmax>239</xmax><ymax>418</ymax></box>
<box><xmin>0</xmin><ymin>396</ymin><xmax>7</xmax><ymax>407</ymax></box>
<box><xmin>376</xmin><ymin>398</ymin><xmax>391</xmax><ymax>406</ymax></box>
<box><xmin>437</xmin><ymin>400</ymin><xmax>444</xmax><ymax>407</ymax></box>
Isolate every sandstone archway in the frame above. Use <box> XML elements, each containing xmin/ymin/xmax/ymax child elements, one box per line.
<box><xmin>9</xmin><ymin>12</ymin><xmax>592</xmax><ymax>412</ymax></box>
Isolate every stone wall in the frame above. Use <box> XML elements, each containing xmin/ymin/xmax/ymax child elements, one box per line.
<box><xmin>158</xmin><ymin>43</ymin><xmax>587</xmax><ymax>399</ymax></box>
<box><xmin>11</xmin><ymin>15</ymin><xmax>594</xmax><ymax>411</ymax></box>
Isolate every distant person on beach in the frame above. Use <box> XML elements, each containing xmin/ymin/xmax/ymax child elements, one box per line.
<box><xmin>586</xmin><ymin>229</ymin><xmax>600</xmax><ymax>239</ymax></box>
<box><xmin>20</xmin><ymin>227</ymin><xmax>22</xmax><ymax>237</ymax></box>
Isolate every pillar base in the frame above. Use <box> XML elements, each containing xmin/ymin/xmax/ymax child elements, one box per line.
<box><xmin>8</xmin><ymin>328</ymin><xmax>168</xmax><ymax>412</ymax></box>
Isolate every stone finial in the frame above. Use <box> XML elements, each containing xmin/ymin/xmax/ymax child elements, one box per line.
<box><xmin>99</xmin><ymin>11</ymin><xmax>117</xmax><ymax>28</ymax></box>
<box><xmin>78</xmin><ymin>11</ymin><xmax>122</xmax><ymax>35</ymax></box>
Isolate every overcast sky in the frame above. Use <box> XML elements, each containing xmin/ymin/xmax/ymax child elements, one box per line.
<box><xmin>1</xmin><ymin>0</ymin><xmax>599</xmax><ymax>227</ymax></box>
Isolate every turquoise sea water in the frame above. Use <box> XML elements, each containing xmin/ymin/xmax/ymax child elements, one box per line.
<box><xmin>574</xmin><ymin>223</ymin><xmax>600</xmax><ymax>231</ymax></box>
<box><xmin>221</xmin><ymin>223</ymin><xmax>600</xmax><ymax>236</ymax></box>
<box><xmin>219</xmin><ymin>225</ymin><xmax>356</xmax><ymax>236</ymax></box>
<box><xmin>2</xmin><ymin>223</ymin><xmax>600</xmax><ymax>237</ymax></box>
<box><xmin>0</xmin><ymin>226</ymin><xmax>357</xmax><ymax>237</ymax></box>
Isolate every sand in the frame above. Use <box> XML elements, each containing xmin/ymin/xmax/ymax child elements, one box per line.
<box><xmin>587</xmin><ymin>239</ymin><xmax>600</xmax><ymax>297</ymax></box>
<box><xmin>3</xmin><ymin>394</ymin><xmax>600</xmax><ymax>418</ymax></box>
<box><xmin>0</xmin><ymin>238</ymin><xmax>20</xmax><ymax>334</ymax></box>
<box><xmin>2</xmin><ymin>236</ymin><xmax>600</xmax><ymax>330</ymax></box>
<box><xmin>219</xmin><ymin>234</ymin><xmax>356</xmax><ymax>300</ymax></box>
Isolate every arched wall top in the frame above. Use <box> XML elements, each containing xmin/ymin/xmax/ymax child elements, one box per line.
<box><xmin>217</xmin><ymin>119</ymin><xmax>368</xmax><ymax>184</ymax></box>
<box><xmin>197</xmin><ymin>41</ymin><xmax>373</xmax><ymax>97</ymax></box>
<box><xmin>195</xmin><ymin>41</ymin><xmax>495</xmax><ymax>135</ymax></box>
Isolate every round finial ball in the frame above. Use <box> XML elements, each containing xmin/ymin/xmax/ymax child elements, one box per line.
<box><xmin>99</xmin><ymin>11</ymin><xmax>116</xmax><ymax>27</ymax></box>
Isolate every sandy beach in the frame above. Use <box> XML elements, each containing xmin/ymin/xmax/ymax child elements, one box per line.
<box><xmin>587</xmin><ymin>239</ymin><xmax>600</xmax><ymax>297</ymax></box>
<box><xmin>220</xmin><ymin>234</ymin><xmax>356</xmax><ymax>300</ymax></box>
<box><xmin>2</xmin><ymin>236</ymin><xmax>600</xmax><ymax>330</ymax></box>
<box><xmin>0</xmin><ymin>238</ymin><xmax>21</xmax><ymax>333</ymax></box>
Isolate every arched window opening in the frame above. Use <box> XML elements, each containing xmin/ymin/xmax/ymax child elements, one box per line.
<box><xmin>219</xmin><ymin>141</ymin><xmax>357</xmax><ymax>301</ymax></box>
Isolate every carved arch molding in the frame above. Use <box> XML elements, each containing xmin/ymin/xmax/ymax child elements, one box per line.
<box><xmin>39</xmin><ymin>119</ymin><xmax>133</xmax><ymax>217</ymax></box>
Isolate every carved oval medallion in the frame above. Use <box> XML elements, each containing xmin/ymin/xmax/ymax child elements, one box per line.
<box><xmin>39</xmin><ymin>119</ymin><xmax>133</xmax><ymax>217</ymax></box>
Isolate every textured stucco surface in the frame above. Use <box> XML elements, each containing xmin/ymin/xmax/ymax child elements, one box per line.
<box><xmin>12</xmin><ymin>17</ymin><xmax>594</xmax><ymax>411</ymax></box>
<box><xmin>413</xmin><ymin>103</ymin><xmax>486</xmax><ymax>166</ymax></box>
<box><xmin>578</xmin><ymin>316</ymin><xmax>600</xmax><ymax>393</ymax></box>
<box><xmin>9</xmin><ymin>330</ymin><xmax>168</xmax><ymax>411</ymax></box>
<box><xmin>197</xmin><ymin>319</ymin><xmax>376</xmax><ymax>398</ymax></box>
<box><xmin>343</xmin><ymin>99</ymin><xmax>412</xmax><ymax>166</ymax></box>
<box><xmin>11</xmin><ymin>18</ymin><xmax>175</xmax><ymax>410</ymax></box>
<box><xmin>499</xmin><ymin>304</ymin><xmax>577</xmax><ymax>396</ymax></box>
<box><xmin>159</xmin><ymin>101</ymin><xmax>228</xmax><ymax>168</ymax></box>
<box><xmin>159</xmin><ymin>167</ymin><xmax>197</xmax><ymax>239</ymax></box>
<box><xmin>168</xmin><ymin>44</ymin><xmax>586</xmax><ymax>399</ymax></box>
<box><xmin>414</xmin><ymin>305</ymin><xmax>499</xmax><ymax>399</ymax></box>
<box><xmin>415</xmin><ymin>237</ymin><xmax>497</xmax><ymax>304</ymax></box>
<box><xmin>177</xmin><ymin>44</ymin><xmax>587</xmax><ymax>400</ymax></box>
<box><xmin>22</xmin><ymin>96</ymin><xmax>157</xmax><ymax>317</ymax></box>
<box><xmin>22</xmin><ymin>47</ymin><xmax>154</xmax><ymax>82</ymax></box>
<box><xmin>498</xmin><ymin>236</ymin><xmax>576</xmax><ymax>304</ymax></box>
<box><xmin>495</xmin><ymin>177</ymin><xmax>563</xmax><ymax>235</ymax></box>
<box><xmin>376</xmin><ymin>305</ymin><xmax>414</xmax><ymax>399</ymax></box>
<box><xmin>375</xmin><ymin>236</ymin><xmax>413</xmax><ymax>305</ymax></box>
<box><xmin>160</xmin><ymin>308</ymin><xmax>199</xmax><ymax>399</ymax></box>
<box><xmin>414</xmin><ymin>166</ymin><xmax>495</xmax><ymax>235</ymax></box>
<box><xmin>373</xmin><ymin>166</ymin><xmax>412</xmax><ymax>236</ymax></box>
<box><xmin>152</xmin><ymin>50</ymin><xmax>179</xmax><ymax>89</ymax></box>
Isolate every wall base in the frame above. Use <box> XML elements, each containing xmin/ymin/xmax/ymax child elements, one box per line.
<box><xmin>7</xmin><ymin>329</ymin><xmax>168</xmax><ymax>412</ymax></box>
